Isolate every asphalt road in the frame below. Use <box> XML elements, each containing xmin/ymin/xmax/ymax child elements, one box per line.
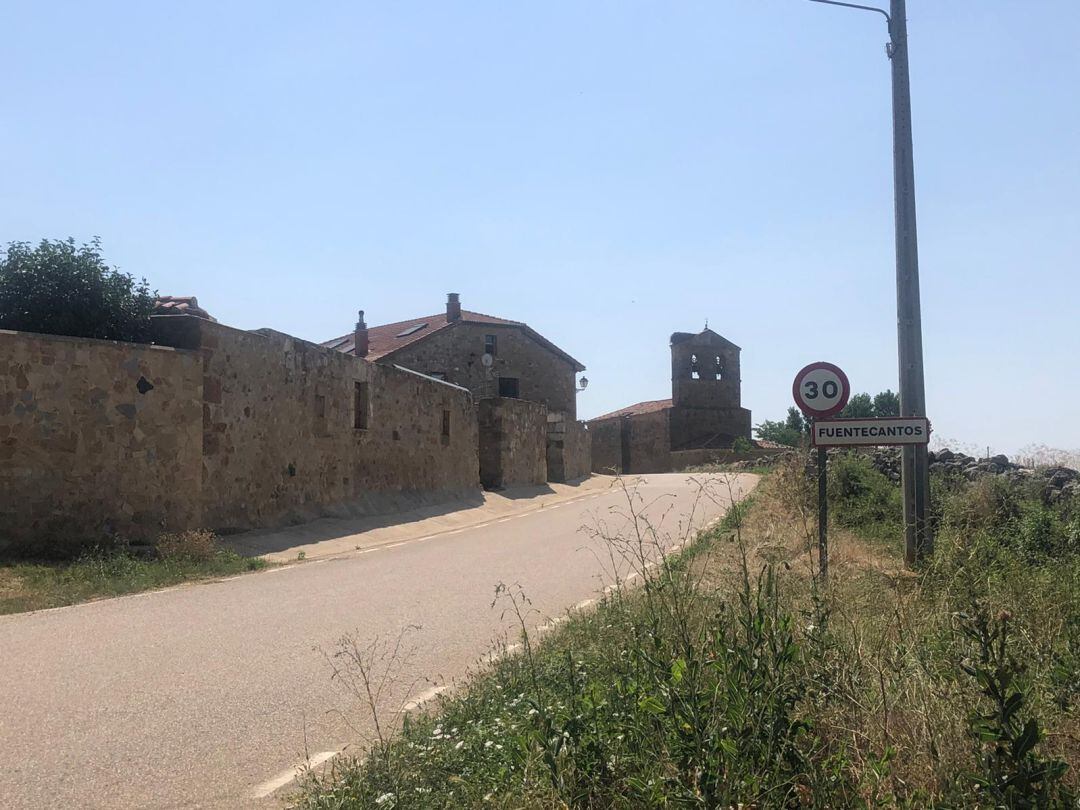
<box><xmin>0</xmin><ymin>473</ymin><xmax>756</xmax><ymax>809</ymax></box>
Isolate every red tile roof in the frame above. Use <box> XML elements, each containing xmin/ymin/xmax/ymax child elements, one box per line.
<box><xmin>588</xmin><ymin>398</ymin><xmax>673</xmax><ymax>423</ymax></box>
<box><xmin>154</xmin><ymin>295</ymin><xmax>215</xmax><ymax>321</ymax></box>
<box><xmin>322</xmin><ymin>310</ymin><xmax>585</xmax><ymax>371</ymax></box>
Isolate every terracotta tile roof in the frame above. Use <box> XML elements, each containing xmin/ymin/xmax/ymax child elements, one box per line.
<box><xmin>588</xmin><ymin>398</ymin><xmax>673</xmax><ymax>423</ymax></box>
<box><xmin>154</xmin><ymin>295</ymin><xmax>215</xmax><ymax>321</ymax></box>
<box><xmin>322</xmin><ymin>310</ymin><xmax>585</xmax><ymax>371</ymax></box>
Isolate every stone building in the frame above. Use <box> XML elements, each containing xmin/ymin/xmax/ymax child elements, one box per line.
<box><xmin>322</xmin><ymin>293</ymin><xmax>585</xmax><ymax>420</ymax></box>
<box><xmin>587</xmin><ymin>328</ymin><xmax>752</xmax><ymax>474</ymax></box>
<box><xmin>323</xmin><ymin>294</ymin><xmax>591</xmax><ymax>487</ymax></box>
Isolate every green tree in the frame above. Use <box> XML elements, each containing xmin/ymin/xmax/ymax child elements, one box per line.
<box><xmin>0</xmin><ymin>238</ymin><xmax>156</xmax><ymax>343</ymax></box>
<box><xmin>784</xmin><ymin>406</ymin><xmax>807</xmax><ymax>435</ymax></box>
<box><xmin>840</xmin><ymin>392</ymin><xmax>874</xmax><ymax>418</ymax></box>
<box><xmin>754</xmin><ymin>419</ymin><xmax>804</xmax><ymax>448</ymax></box>
<box><xmin>873</xmin><ymin>389</ymin><xmax>900</xmax><ymax>417</ymax></box>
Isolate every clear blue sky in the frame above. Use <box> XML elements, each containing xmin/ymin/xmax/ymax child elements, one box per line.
<box><xmin>3</xmin><ymin>1</ymin><xmax>1077</xmax><ymax>455</ymax></box>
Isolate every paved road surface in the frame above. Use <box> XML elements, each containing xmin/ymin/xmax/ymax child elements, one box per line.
<box><xmin>0</xmin><ymin>473</ymin><xmax>756</xmax><ymax>809</ymax></box>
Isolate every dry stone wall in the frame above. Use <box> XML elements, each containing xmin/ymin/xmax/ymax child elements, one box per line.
<box><xmin>0</xmin><ymin>317</ymin><xmax>483</xmax><ymax>550</ymax></box>
<box><xmin>478</xmin><ymin>397</ymin><xmax>548</xmax><ymax>489</ymax></box>
<box><xmin>546</xmin><ymin>414</ymin><xmax>591</xmax><ymax>483</ymax></box>
<box><xmin>0</xmin><ymin>329</ymin><xmax>203</xmax><ymax>550</ymax></box>
<box><xmin>588</xmin><ymin>410</ymin><xmax>672</xmax><ymax>475</ymax></box>
<box><xmin>156</xmin><ymin>317</ymin><xmax>481</xmax><ymax>531</ymax></box>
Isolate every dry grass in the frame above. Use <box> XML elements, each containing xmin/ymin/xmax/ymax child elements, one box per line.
<box><xmin>296</xmin><ymin>461</ymin><xmax>1078</xmax><ymax>808</ymax></box>
<box><xmin>712</xmin><ymin>457</ymin><xmax>1080</xmax><ymax>802</ymax></box>
<box><xmin>155</xmin><ymin>529</ymin><xmax>218</xmax><ymax>562</ymax></box>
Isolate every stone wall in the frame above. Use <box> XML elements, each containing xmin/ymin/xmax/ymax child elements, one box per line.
<box><xmin>588</xmin><ymin>410</ymin><xmax>672</xmax><ymax>475</ymax></box>
<box><xmin>668</xmin><ymin>405</ymin><xmax>752</xmax><ymax>451</ymax></box>
<box><xmin>478</xmin><ymin>397</ymin><xmax>548</xmax><ymax>489</ymax></box>
<box><xmin>546</xmin><ymin>414</ymin><xmax>591</xmax><ymax>483</ymax></box>
<box><xmin>589</xmin><ymin>417</ymin><xmax>623</xmax><ymax>474</ymax></box>
<box><xmin>0</xmin><ymin>329</ymin><xmax>203</xmax><ymax>551</ymax></box>
<box><xmin>154</xmin><ymin>316</ymin><xmax>480</xmax><ymax>530</ymax></box>
<box><xmin>623</xmin><ymin>409</ymin><xmax>673</xmax><ymax>473</ymax></box>
<box><xmin>381</xmin><ymin>322</ymin><xmax>579</xmax><ymax>419</ymax></box>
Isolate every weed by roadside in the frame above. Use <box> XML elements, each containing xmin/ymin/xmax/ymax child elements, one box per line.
<box><xmin>0</xmin><ymin>531</ymin><xmax>267</xmax><ymax>614</ymax></box>
<box><xmin>294</xmin><ymin>465</ymin><xmax>1078</xmax><ymax>808</ymax></box>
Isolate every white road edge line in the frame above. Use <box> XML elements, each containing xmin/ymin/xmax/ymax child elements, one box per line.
<box><xmin>401</xmin><ymin>684</ymin><xmax>451</xmax><ymax>712</ymax></box>
<box><xmin>251</xmin><ymin>750</ymin><xmax>339</xmax><ymax>799</ymax></box>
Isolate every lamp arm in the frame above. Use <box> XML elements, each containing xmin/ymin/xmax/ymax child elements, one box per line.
<box><xmin>807</xmin><ymin>0</ymin><xmax>891</xmax><ymax>29</ymax></box>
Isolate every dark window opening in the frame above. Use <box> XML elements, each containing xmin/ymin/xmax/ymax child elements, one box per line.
<box><xmin>690</xmin><ymin>353</ymin><xmax>700</xmax><ymax>380</ymax></box>
<box><xmin>442</xmin><ymin>409</ymin><xmax>451</xmax><ymax>438</ymax></box>
<box><xmin>714</xmin><ymin>355</ymin><xmax>724</xmax><ymax>380</ymax></box>
<box><xmin>484</xmin><ymin>334</ymin><xmax>497</xmax><ymax>356</ymax></box>
<box><xmin>498</xmin><ymin>377</ymin><xmax>520</xmax><ymax>398</ymax></box>
<box><xmin>315</xmin><ymin>394</ymin><xmax>326</xmax><ymax>418</ymax></box>
<box><xmin>354</xmin><ymin>382</ymin><xmax>369</xmax><ymax>429</ymax></box>
<box><xmin>395</xmin><ymin>322</ymin><xmax>428</xmax><ymax>338</ymax></box>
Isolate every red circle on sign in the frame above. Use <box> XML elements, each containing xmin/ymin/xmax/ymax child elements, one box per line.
<box><xmin>792</xmin><ymin>362</ymin><xmax>851</xmax><ymax>419</ymax></box>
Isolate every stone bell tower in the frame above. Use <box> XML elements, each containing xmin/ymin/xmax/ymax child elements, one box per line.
<box><xmin>668</xmin><ymin>328</ymin><xmax>750</xmax><ymax>449</ymax></box>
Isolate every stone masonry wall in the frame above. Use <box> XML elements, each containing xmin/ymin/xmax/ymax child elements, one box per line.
<box><xmin>154</xmin><ymin>316</ymin><xmax>480</xmax><ymax>531</ymax></box>
<box><xmin>589</xmin><ymin>417</ymin><xmax>623</xmax><ymax>474</ymax></box>
<box><xmin>381</xmin><ymin>321</ymin><xmax>579</xmax><ymax>419</ymax></box>
<box><xmin>0</xmin><ymin>329</ymin><xmax>203</xmax><ymax>550</ymax></box>
<box><xmin>478</xmin><ymin>397</ymin><xmax>548</xmax><ymax>489</ymax></box>
<box><xmin>623</xmin><ymin>409</ymin><xmax>672</xmax><ymax>473</ymax></box>
<box><xmin>588</xmin><ymin>410</ymin><xmax>672</xmax><ymax>475</ymax></box>
<box><xmin>546</xmin><ymin>414</ymin><xmax>591</xmax><ymax>483</ymax></box>
<box><xmin>668</xmin><ymin>405</ymin><xmax>752</xmax><ymax>451</ymax></box>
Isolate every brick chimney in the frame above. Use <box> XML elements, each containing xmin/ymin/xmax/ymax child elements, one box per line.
<box><xmin>446</xmin><ymin>292</ymin><xmax>461</xmax><ymax>323</ymax></box>
<box><xmin>353</xmin><ymin>310</ymin><xmax>369</xmax><ymax>357</ymax></box>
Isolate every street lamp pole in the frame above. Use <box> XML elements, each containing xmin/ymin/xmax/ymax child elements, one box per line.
<box><xmin>809</xmin><ymin>0</ymin><xmax>932</xmax><ymax>565</ymax></box>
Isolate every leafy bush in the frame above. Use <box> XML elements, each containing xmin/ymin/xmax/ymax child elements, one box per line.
<box><xmin>827</xmin><ymin>453</ymin><xmax>902</xmax><ymax>538</ymax></box>
<box><xmin>732</xmin><ymin>435</ymin><xmax>754</xmax><ymax>453</ymax></box>
<box><xmin>0</xmin><ymin>238</ymin><xmax>156</xmax><ymax>342</ymax></box>
<box><xmin>957</xmin><ymin>607</ymin><xmax>1073</xmax><ymax>806</ymax></box>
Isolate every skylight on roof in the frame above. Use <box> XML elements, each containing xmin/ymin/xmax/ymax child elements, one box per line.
<box><xmin>395</xmin><ymin>323</ymin><xmax>428</xmax><ymax>338</ymax></box>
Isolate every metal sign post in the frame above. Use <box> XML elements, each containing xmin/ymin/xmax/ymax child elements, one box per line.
<box><xmin>817</xmin><ymin>437</ymin><xmax>828</xmax><ymax>582</ymax></box>
<box><xmin>793</xmin><ymin>362</ymin><xmax>851</xmax><ymax>583</ymax></box>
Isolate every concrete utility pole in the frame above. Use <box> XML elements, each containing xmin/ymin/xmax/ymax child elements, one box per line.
<box><xmin>809</xmin><ymin>0</ymin><xmax>932</xmax><ymax>564</ymax></box>
<box><xmin>888</xmin><ymin>0</ymin><xmax>932</xmax><ymax>564</ymax></box>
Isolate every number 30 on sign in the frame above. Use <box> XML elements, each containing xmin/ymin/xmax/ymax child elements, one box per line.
<box><xmin>792</xmin><ymin>362</ymin><xmax>851</xmax><ymax>419</ymax></box>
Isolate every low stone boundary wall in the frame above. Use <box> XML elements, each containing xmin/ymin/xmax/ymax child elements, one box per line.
<box><xmin>479</xmin><ymin>397</ymin><xmax>548</xmax><ymax>489</ymax></box>
<box><xmin>546</xmin><ymin>414</ymin><xmax>591</xmax><ymax>483</ymax></box>
<box><xmin>1</xmin><ymin>317</ymin><xmax>483</xmax><ymax>551</ymax></box>
<box><xmin>0</xmin><ymin>329</ymin><xmax>203</xmax><ymax>551</ymax></box>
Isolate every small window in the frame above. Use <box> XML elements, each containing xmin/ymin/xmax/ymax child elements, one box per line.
<box><xmin>690</xmin><ymin>353</ymin><xmax>700</xmax><ymax>380</ymax></box>
<box><xmin>714</xmin><ymin>355</ymin><xmax>724</xmax><ymax>381</ymax></box>
<box><xmin>484</xmin><ymin>334</ymin><xmax>497</xmax><ymax>356</ymax></box>
<box><xmin>498</xmin><ymin>377</ymin><xmax>520</xmax><ymax>398</ymax></box>
<box><xmin>441</xmin><ymin>409</ymin><xmax>451</xmax><ymax>438</ymax></box>
<box><xmin>354</xmin><ymin>382</ymin><xmax>369</xmax><ymax>429</ymax></box>
<box><xmin>315</xmin><ymin>394</ymin><xmax>326</xmax><ymax>418</ymax></box>
<box><xmin>395</xmin><ymin>322</ymin><xmax>428</xmax><ymax>338</ymax></box>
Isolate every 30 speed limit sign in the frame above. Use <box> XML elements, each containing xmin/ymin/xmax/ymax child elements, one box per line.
<box><xmin>792</xmin><ymin>362</ymin><xmax>851</xmax><ymax>419</ymax></box>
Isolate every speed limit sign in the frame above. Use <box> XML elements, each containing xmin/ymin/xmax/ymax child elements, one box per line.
<box><xmin>793</xmin><ymin>362</ymin><xmax>851</xmax><ymax>419</ymax></box>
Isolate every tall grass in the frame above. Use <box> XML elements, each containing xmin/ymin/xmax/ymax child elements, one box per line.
<box><xmin>0</xmin><ymin>530</ymin><xmax>267</xmax><ymax>614</ymax></box>
<box><xmin>296</xmin><ymin>464</ymin><xmax>1078</xmax><ymax>808</ymax></box>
